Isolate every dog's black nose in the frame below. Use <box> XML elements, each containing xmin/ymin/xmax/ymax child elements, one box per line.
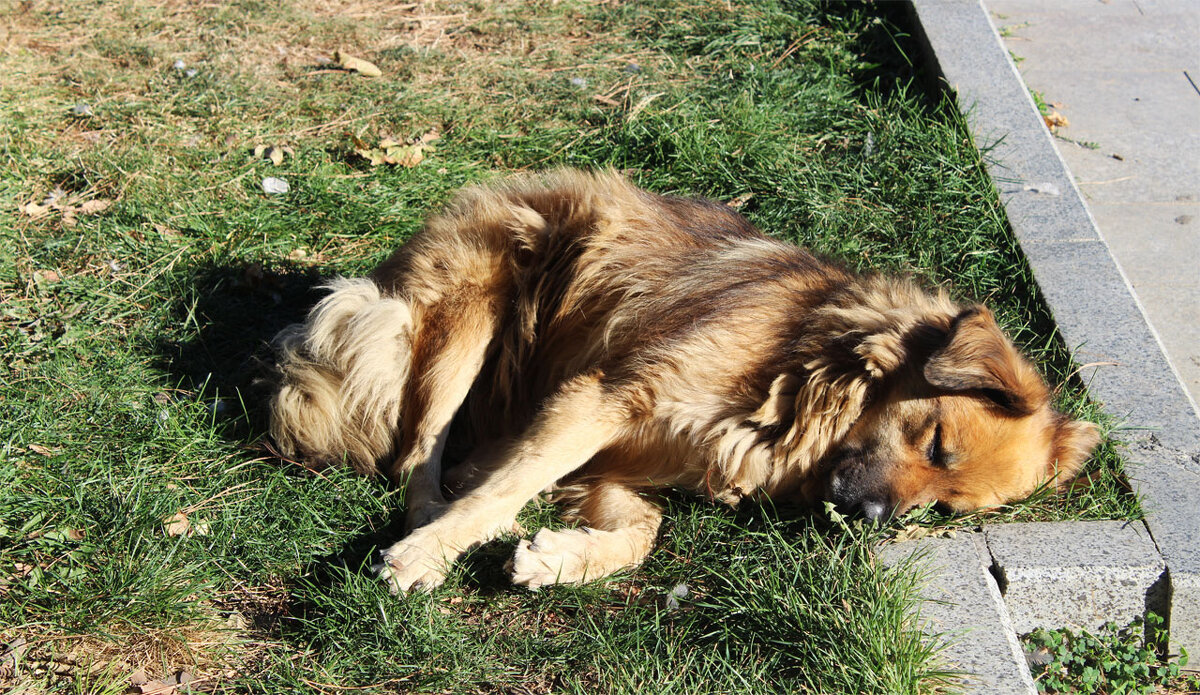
<box><xmin>859</xmin><ymin>498</ymin><xmax>890</xmax><ymax>523</ymax></box>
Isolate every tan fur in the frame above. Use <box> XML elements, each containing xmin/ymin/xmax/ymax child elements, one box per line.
<box><xmin>268</xmin><ymin>169</ymin><xmax>1100</xmax><ymax>592</ymax></box>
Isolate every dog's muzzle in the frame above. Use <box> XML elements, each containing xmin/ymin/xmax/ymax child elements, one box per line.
<box><xmin>827</xmin><ymin>453</ymin><xmax>895</xmax><ymax>523</ymax></box>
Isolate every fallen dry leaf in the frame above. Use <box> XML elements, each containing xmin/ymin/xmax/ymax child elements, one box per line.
<box><xmin>1043</xmin><ymin>110</ymin><xmax>1069</xmax><ymax>129</ymax></box>
<box><xmin>354</xmin><ymin>133</ymin><xmax>438</xmax><ymax>168</ymax></box>
<box><xmin>136</xmin><ymin>669</ymin><xmax>195</xmax><ymax>695</ymax></box>
<box><xmin>28</xmin><ymin>444</ymin><xmax>57</xmax><ymax>456</ymax></box>
<box><xmin>726</xmin><ymin>192</ymin><xmax>754</xmax><ymax>209</ymax></box>
<box><xmin>892</xmin><ymin>524</ymin><xmax>957</xmax><ymax>542</ymax></box>
<box><xmin>253</xmin><ymin>144</ymin><xmax>292</xmax><ymax>166</ymax></box>
<box><xmin>18</xmin><ymin>201</ymin><xmax>52</xmax><ymax>218</ymax></box>
<box><xmin>1</xmin><ymin>637</ymin><xmax>28</xmax><ymax>677</ymax></box>
<box><xmin>164</xmin><ymin>512</ymin><xmax>209</xmax><ymax>537</ymax></box>
<box><xmin>334</xmin><ymin>50</ymin><xmax>382</xmax><ymax>77</ymax></box>
<box><xmin>78</xmin><ymin>199</ymin><xmax>113</xmax><ymax>215</ymax></box>
<box><xmin>137</xmin><ymin>680</ymin><xmax>177</xmax><ymax>695</ymax></box>
<box><xmin>19</xmin><ymin>193</ymin><xmax>112</xmax><ymax>222</ymax></box>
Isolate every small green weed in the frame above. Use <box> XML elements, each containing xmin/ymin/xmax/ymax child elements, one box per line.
<box><xmin>1030</xmin><ymin>89</ymin><xmax>1052</xmax><ymax>116</ymax></box>
<box><xmin>1026</xmin><ymin>614</ymin><xmax>1200</xmax><ymax>694</ymax></box>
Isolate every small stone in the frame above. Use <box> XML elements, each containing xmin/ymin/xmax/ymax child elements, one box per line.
<box><xmin>185</xmin><ymin>68</ymin><xmax>198</xmax><ymax>78</ymax></box>
<box><xmin>569</xmin><ymin>76</ymin><xmax>587</xmax><ymax>88</ymax></box>
<box><xmin>262</xmin><ymin>177</ymin><xmax>289</xmax><ymax>195</ymax></box>
<box><xmin>623</xmin><ymin>62</ymin><xmax>641</xmax><ymax>74</ymax></box>
<box><xmin>70</xmin><ymin>102</ymin><xmax>92</xmax><ymax>117</ymax></box>
<box><xmin>173</xmin><ymin>59</ymin><xmax>186</xmax><ymax>70</ymax></box>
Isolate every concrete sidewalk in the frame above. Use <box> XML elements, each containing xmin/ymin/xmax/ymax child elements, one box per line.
<box><xmin>985</xmin><ymin>0</ymin><xmax>1200</xmax><ymax>414</ymax></box>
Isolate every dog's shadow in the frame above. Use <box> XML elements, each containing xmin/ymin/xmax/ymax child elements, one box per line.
<box><xmin>156</xmin><ymin>260</ymin><xmax>329</xmax><ymax>433</ymax></box>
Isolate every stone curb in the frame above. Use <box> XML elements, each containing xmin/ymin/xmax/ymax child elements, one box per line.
<box><xmin>896</xmin><ymin>0</ymin><xmax>1200</xmax><ymax>687</ymax></box>
<box><xmin>985</xmin><ymin>521</ymin><xmax>1168</xmax><ymax>636</ymax></box>
<box><xmin>883</xmin><ymin>522</ymin><xmax>1167</xmax><ymax>694</ymax></box>
<box><xmin>879</xmin><ymin>536</ymin><xmax>1038</xmax><ymax>694</ymax></box>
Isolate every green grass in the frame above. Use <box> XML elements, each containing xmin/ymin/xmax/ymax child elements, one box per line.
<box><xmin>0</xmin><ymin>0</ymin><xmax>1139</xmax><ymax>691</ymax></box>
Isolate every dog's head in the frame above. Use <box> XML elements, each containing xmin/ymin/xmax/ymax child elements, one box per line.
<box><xmin>823</xmin><ymin>306</ymin><xmax>1099</xmax><ymax>521</ymax></box>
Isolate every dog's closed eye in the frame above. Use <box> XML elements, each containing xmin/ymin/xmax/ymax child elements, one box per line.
<box><xmin>925</xmin><ymin>423</ymin><xmax>946</xmax><ymax>467</ymax></box>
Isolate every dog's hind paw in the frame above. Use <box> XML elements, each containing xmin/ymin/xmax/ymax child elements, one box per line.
<box><xmin>375</xmin><ymin>538</ymin><xmax>449</xmax><ymax>593</ymax></box>
<box><xmin>509</xmin><ymin>527</ymin><xmax>596</xmax><ymax>590</ymax></box>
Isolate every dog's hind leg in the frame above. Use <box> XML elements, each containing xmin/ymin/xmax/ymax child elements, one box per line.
<box><xmin>509</xmin><ymin>480</ymin><xmax>662</xmax><ymax>590</ymax></box>
<box><xmin>388</xmin><ymin>287</ymin><xmax>501</xmax><ymax>530</ymax></box>
<box><xmin>377</xmin><ymin>372</ymin><xmax>631</xmax><ymax>592</ymax></box>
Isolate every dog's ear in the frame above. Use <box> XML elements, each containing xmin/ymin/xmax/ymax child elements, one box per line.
<box><xmin>749</xmin><ymin>373</ymin><xmax>802</xmax><ymax>428</ymax></box>
<box><xmin>923</xmin><ymin>306</ymin><xmax>1045</xmax><ymax>414</ymax></box>
<box><xmin>1047</xmin><ymin>417</ymin><xmax>1100</xmax><ymax>489</ymax></box>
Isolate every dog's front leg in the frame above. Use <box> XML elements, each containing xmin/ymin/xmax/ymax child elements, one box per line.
<box><xmin>377</xmin><ymin>373</ymin><xmax>629</xmax><ymax>593</ymax></box>
<box><xmin>389</xmin><ymin>290</ymin><xmax>500</xmax><ymax>530</ymax></box>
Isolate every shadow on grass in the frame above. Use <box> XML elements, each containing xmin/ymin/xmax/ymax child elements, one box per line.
<box><xmin>155</xmin><ymin>260</ymin><xmax>330</xmax><ymax>433</ymax></box>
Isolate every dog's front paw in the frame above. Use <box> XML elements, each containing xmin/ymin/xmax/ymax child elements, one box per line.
<box><xmin>374</xmin><ymin>536</ymin><xmax>450</xmax><ymax>593</ymax></box>
<box><xmin>509</xmin><ymin>527</ymin><xmax>594</xmax><ymax>590</ymax></box>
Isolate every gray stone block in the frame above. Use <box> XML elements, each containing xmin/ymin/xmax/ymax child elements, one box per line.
<box><xmin>985</xmin><ymin>521</ymin><xmax>1167</xmax><ymax>635</ymax></box>
<box><xmin>1168</xmin><ymin>570</ymin><xmax>1200</xmax><ymax>660</ymax></box>
<box><xmin>1129</xmin><ymin>458</ymin><xmax>1200</xmax><ymax>657</ymax></box>
<box><xmin>879</xmin><ymin>535</ymin><xmax>1037</xmax><ymax>694</ymax></box>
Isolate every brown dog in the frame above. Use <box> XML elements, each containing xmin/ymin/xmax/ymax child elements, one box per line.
<box><xmin>268</xmin><ymin>169</ymin><xmax>1099</xmax><ymax>592</ymax></box>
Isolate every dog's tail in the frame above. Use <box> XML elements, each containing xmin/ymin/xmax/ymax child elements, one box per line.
<box><xmin>269</xmin><ymin>277</ymin><xmax>414</xmax><ymax>475</ymax></box>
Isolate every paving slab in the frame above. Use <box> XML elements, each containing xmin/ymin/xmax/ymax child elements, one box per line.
<box><xmin>985</xmin><ymin>521</ymin><xmax>1167</xmax><ymax>634</ymax></box>
<box><xmin>878</xmin><ymin>535</ymin><xmax>1037</xmax><ymax>694</ymax></box>
<box><xmin>1011</xmin><ymin>69</ymin><xmax>1200</xmax><ymax>205</ymax></box>
<box><xmin>993</xmin><ymin>10</ymin><xmax>1199</xmax><ymax>72</ymax></box>
<box><xmin>987</xmin><ymin>0</ymin><xmax>1200</xmax><ymax>408</ymax></box>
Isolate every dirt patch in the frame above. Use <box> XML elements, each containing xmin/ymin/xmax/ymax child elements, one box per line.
<box><xmin>0</xmin><ymin>583</ymin><xmax>288</xmax><ymax>692</ymax></box>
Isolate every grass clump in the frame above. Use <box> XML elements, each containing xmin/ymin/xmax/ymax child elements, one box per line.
<box><xmin>0</xmin><ymin>0</ymin><xmax>1142</xmax><ymax>691</ymax></box>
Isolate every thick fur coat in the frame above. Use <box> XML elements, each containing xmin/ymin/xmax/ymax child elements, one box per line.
<box><xmin>269</xmin><ymin>170</ymin><xmax>1099</xmax><ymax>591</ymax></box>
